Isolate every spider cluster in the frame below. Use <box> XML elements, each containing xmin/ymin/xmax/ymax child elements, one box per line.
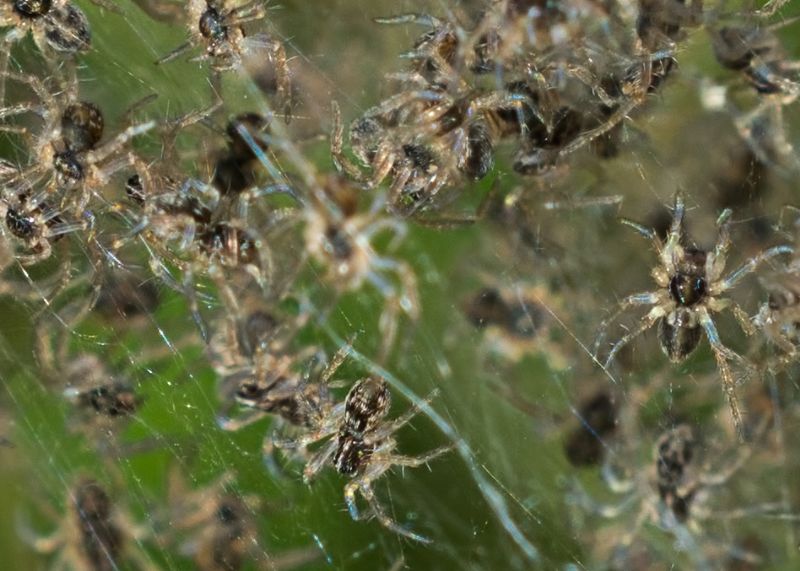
<box><xmin>4</xmin><ymin>0</ymin><xmax>800</xmax><ymax>566</ymax></box>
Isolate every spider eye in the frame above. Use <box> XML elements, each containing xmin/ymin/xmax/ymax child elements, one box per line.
<box><xmin>668</xmin><ymin>274</ymin><xmax>706</xmax><ymax>306</ymax></box>
<box><xmin>14</xmin><ymin>0</ymin><xmax>52</xmax><ymax>18</ymax></box>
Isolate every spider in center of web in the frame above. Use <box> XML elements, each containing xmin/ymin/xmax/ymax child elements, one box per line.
<box><xmin>594</xmin><ymin>192</ymin><xmax>792</xmax><ymax>438</ymax></box>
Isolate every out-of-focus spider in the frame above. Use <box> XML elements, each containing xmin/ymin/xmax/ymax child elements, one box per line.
<box><xmin>569</xmin><ymin>422</ymin><xmax>782</xmax><ymax>568</ymax></box>
<box><xmin>333</xmin><ymin>89</ymin><xmax>505</xmax><ymax>215</ymax></box>
<box><xmin>161</xmin><ymin>470</ymin><xmax>319</xmax><ymax>571</ymax></box>
<box><xmin>0</xmin><ymin>71</ymin><xmax>155</xmax><ymax>217</ymax></box>
<box><xmin>275</xmin><ymin>376</ymin><xmax>453</xmax><ymax>543</ymax></box>
<box><xmin>93</xmin><ymin>269</ymin><xmax>160</xmax><ymax>322</ymax></box>
<box><xmin>461</xmin><ymin>283</ymin><xmax>568</xmax><ymax>369</ymax></box>
<box><xmin>20</xmin><ymin>478</ymin><xmax>157</xmax><ymax>571</ymax></box>
<box><xmin>711</xmin><ymin>20</ymin><xmax>800</xmax><ymax>97</ymax></box>
<box><xmin>594</xmin><ymin>192</ymin><xmax>792</xmax><ymax>437</ymax></box>
<box><xmin>157</xmin><ymin>1</ymin><xmax>289</xmax><ymax>106</ymax></box>
<box><xmin>563</xmin><ymin>391</ymin><xmax>618</xmax><ymax>468</ymax></box>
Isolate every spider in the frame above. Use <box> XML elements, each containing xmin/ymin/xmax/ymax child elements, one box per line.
<box><xmin>711</xmin><ymin>20</ymin><xmax>799</xmax><ymax>97</ymax></box>
<box><xmin>161</xmin><ymin>470</ymin><xmax>319</xmax><ymax>571</ymax></box>
<box><xmin>333</xmin><ymin>87</ymin><xmax>518</xmax><ymax>215</ymax></box>
<box><xmin>218</xmin><ymin>331</ymin><xmax>348</xmax><ymax>475</ymax></box>
<box><xmin>594</xmin><ymin>192</ymin><xmax>793</xmax><ymax>437</ymax></box>
<box><xmin>0</xmin><ymin>187</ymin><xmax>87</xmax><ymax>266</ymax></box>
<box><xmin>563</xmin><ymin>391</ymin><xmax>618</xmax><ymax>468</ymax></box>
<box><xmin>93</xmin><ymin>269</ymin><xmax>161</xmax><ymax>322</ymax></box>
<box><xmin>275</xmin><ymin>376</ymin><xmax>453</xmax><ymax>543</ymax></box>
<box><xmin>569</xmin><ymin>422</ymin><xmax>781</xmax><ymax>569</ymax></box>
<box><xmin>0</xmin><ymin>0</ymin><xmax>91</xmax><ymax>104</ymax></box>
<box><xmin>19</xmin><ymin>478</ymin><xmax>157</xmax><ymax>571</ymax></box>
<box><xmin>461</xmin><ymin>283</ymin><xmax>568</xmax><ymax>369</ymax></box>
<box><xmin>157</xmin><ymin>0</ymin><xmax>290</xmax><ymax>108</ymax></box>
<box><xmin>0</xmin><ymin>71</ymin><xmax>155</xmax><ymax>218</ymax></box>
<box><xmin>259</xmin><ymin>120</ymin><xmax>419</xmax><ymax>356</ymax></box>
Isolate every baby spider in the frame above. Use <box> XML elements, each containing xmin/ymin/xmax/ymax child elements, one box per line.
<box><xmin>569</xmin><ymin>422</ymin><xmax>782</xmax><ymax>569</ymax></box>
<box><xmin>157</xmin><ymin>1</ymin><xmax>289</xmax><ymax>107</ymax></box>
<box><xmin>275</xmin><ymin>376</ymin><xmax>452</xmax><ymax>543</ymax></box>
<box><xmin>0</xmin><ymin>189</ymin><xmax>86</xmax><ymax>265</ymax></box>
<box><xmin>161</xmin><ymin>470</ymin><xmax>319</xmax><ymax>571</ymax></box>
<box><xmin>0</xmin><ymin>71</ymin><xmax>155</xmax><ymax>217</ymax></box>
<box><xmin>595</xmin><ymin>192</ymin><xmax>792</xmax><ymax>437</ymax></box>
<box><xmin>19</xmin><ymin>478</ymin><xmax>157</xmax><ymax>571</ymax></box>
<box><xmin>218</xmin><ymin>332</ymin><xmax>348</xmax><ymax>475</ymax></box>
<box><xmin>0</xmin><ymin>0</ymin><xmax>105</xmax><ymax>102</ymax></box>
<box><xmin>461</xmin><ymin>283</ymin><xmax>568</xmax><ymax>369</ymax></box>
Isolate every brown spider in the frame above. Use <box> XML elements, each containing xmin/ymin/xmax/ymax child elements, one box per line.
<box><xmin>161</xmin><ymin>470</ymin><xmax>318</xmax><ymax>571</ymax></box>
<box><xmin>569</xmin><ymin>422</ymin><xmax>775</xmax><ymax>569</ymax></box>
<box><xmin>594</xmin><ymin>192</ymin><xmax>793</xmax><ymax>437</ymax></box>
<box><xmin>157</xmin><ymin>0</ymin><xmax>289</xmax><ymax>106</ymax></box>
<box><xmin>275</xmin><ymin>376</ymin><xmax>452</xmax><ymax>543</ymax></box>
<box><xmin>0</xmin><ymin>0</ymin><xmax>91</xmax><ymax>103</ymax></box>
<box><xmin>333</xmin><ymin>88</ymin><xmax>511</xmax><ymax>215</ymax></box>
<box><xmin>218</xmin><ymin>329</ymin><xmax>348</xmax><ymax>475</ymax></box>
<box><xmin>0</xmin><ymin>71</ymin><xmax>155</xmax><ymax>217</ymax></box>
<box><xmin>19</xmin><ymin>478</ymin><xmax>157</xmax><ymax>571</ymax></box>
<box><xmin>462</xmin><ymin>282</ymin><xmax>568</xmax><ymax>368</ymax></box>
<box><xmin>0</xmin><ymin>188</ymin><xmax>85</xmax><ymax>265</ymax></box>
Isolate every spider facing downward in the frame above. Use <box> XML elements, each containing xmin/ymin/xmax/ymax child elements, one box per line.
<box><xmin>595</xmin><ymin>192</ymin><xmax>792</xmax><ymax>438</ymax></box>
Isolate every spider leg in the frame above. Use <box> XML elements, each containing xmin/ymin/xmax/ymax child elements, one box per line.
<box><xmin>365</xmin><ymin>389</ymin><xmax>439</xmax><ymax>444</ymax></box>
<box><xmin>217</xmin><ymin>409</ymin><xmax>268</xmax><ymax>432</ymax></box>
<box><xmin>358</xmin><ymin>478</ymin><xmax>432</xmax><ymax>543</ymax></box>
<box><xmin>719</xmin><ymin>245</ymin><xmax>794</xmax><ymax>292</ymax></box>
<box><xmin>707</xmin><ymin>208</ymin><xmax>733</xmax><ymax>281</ymax></box>
<box><xmin>157</xmin><ymin>34</ymin><xmax>199</xmax><ymax>65</ymax></box>
<box><xmin>603</xmin><ymin>304</ymin><xmax>667</xmax><ymax>370</ymax></box>
<box><xmin>301</xmin><ymin>437</ymin><xmax>339</xmax><ymax>484</ymax></box>
<box><xmin>318</xmin><ymin>340</ymin><xmax>353</xmax><ymax>385</ymax></box>
<box><xmin>698</xmin><ymin>310</ymin><xmax>747</xmax><ymax>440</ymax></box>
<box><xmin>331</xmin><ymin>101</ymin><xmax>369</xmax><ymax>182</ymax></box>
<box><xmin>593</xmin><ymin>291</ymin><xmax>662</xmax><ymax>357</ymax></box>
<box><xmin>385</xmin><ymin>444</ymin><xmax>454</xmax><ymax>468</ymax></box>
<box><xmin>373</xmin><ymin>13</ymin><xmax>443</xmax><ymax>28</ymax></box>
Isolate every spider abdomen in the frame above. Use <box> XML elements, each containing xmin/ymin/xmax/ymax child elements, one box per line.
<box><xmin>657</xmin><ymin>311</ymin><xmax>702</xmax><ymax>362</ymax></box>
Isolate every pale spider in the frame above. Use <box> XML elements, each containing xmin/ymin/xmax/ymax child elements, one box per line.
<box><xmin>594</xmin><ymin>192</ymin><xmax>793</xmax><ymax>437</ymax></box>
<box><xmin>0</xmin><ymin>71</ymin><xmax>155</xmax><ymax>217</ymax></box>
<box><xmin>569</xmin><ymin>422</ymin><xmax>781</xmax><ymax>569</ymax></box>
<box><xmin>19</xmin><ymin>478</ymin><xmax>158</xmax><ymax>571</ymax></box>
<box><xmin>157</xmin><ymin>0</ymin><xmax>289</xmax><ymax>107</ymax></box>
<box><xmin>161</xmin><ymin>470</ymin><xmax>319</xmax><ymax>571</ymax></box>
<box><xmin>258</xmin><ymin>119</ymin><xmax>419</xmax><ymax>356</ymax></box>
<box><xmin>461</xmin><ymin>283</ymin><xmax>568</xmax><ymax>369</ymax></box>
<box><xmin>275</xmin><ymin>376</ymin><xmax>453</xmax><ymax>543</ymax></box>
